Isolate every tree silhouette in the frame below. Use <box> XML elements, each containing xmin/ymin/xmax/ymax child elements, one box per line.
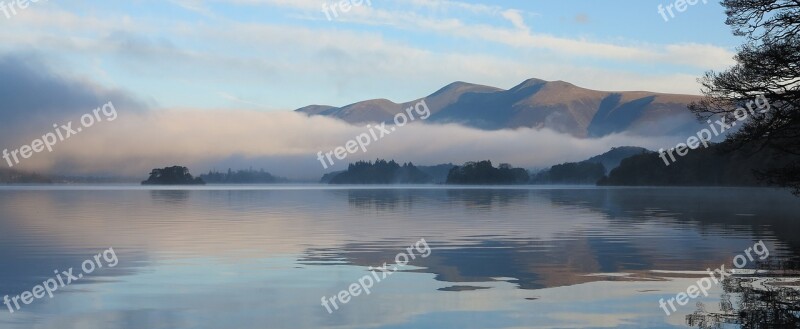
<box><xmin>328</xmin><ymin>159</ymin><xmax>433</xmax><ymax>184</ymax></box>
<box><xmin>446</xmin><ymin>160</ymin><xmax>529</xmax><ymax>185</ymax></box>
<box><xmin>687</xmin><ymin>260</ymin><xmax>800</xmax><ymax>328</ymax></box>
<box><xmin>141</xmin><ymin>166</ymin><xmax>205</xmax><ymax>185</ymax></box>
<box><xmin>689</xmin><ymin>0</ymin><xmax>800</xmax><ymax>195</ymax></box>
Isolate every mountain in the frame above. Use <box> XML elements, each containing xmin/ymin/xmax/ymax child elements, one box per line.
<box><xmin>296</xmin><ymin>79</ymin><xmax>703</xmax><ymax>138</ymax></box>
<box><xmin>583</xmin><ymin>146</ymin><xmax>651</xmax><ymax>174</ymax></box>
<box><xmin>531</xmin><ymin>146</ymin><xmax>650</xmax><ymax>184</ymax></box>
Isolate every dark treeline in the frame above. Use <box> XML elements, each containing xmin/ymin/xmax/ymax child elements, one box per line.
<box><xmin>0</xmin><ymin>168</ymin><xmax>51</xmax><ymax>184</ymax></box>
<box><xmin>446</xmin><ymin>160</ymin><xmax>529</xmax><ymax>185</ymax></box>
<box><xmin>531</xmin><ymin>146</ymin><xmax>648</xmax><ymax>184</ymax></box>
<box><xmin>329</xmin><ymin>159</ymin><xmax>432</xmax><ymax>184</ymax></box>
<box><xmin>200</xmin><ymin>168</ymin><xmax>287</xmax><ymax>184</ymax></box>
<box><xmin>598</xmin><ymin>143</ymin><xmax>798</xmax><ymax>187</ymax></box>
<box><xmin>142</xmin><ymin>166</ymin><xmax>205</xmax><ymax>185</ymax></box>
<box><xmin>531</xmin><ymin>162</ymin><xmax>605</xmax><ymax>184</ymax></box>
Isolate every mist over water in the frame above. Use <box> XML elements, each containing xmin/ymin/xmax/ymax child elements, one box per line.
<box><xmin>5</xmin><ymin>109</ymin><xmax>680</xmax><ymax>179</ymax></box>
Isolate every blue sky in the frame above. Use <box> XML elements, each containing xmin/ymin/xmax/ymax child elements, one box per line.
<box><xmin>0</xmin><ymin>0</ymin><xmax>742</xmax><ymax>112</ymax></box>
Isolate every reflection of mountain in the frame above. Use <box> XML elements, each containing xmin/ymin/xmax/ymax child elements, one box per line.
<box><xmin>300</xmin><ymin>235</ymin><xmax>659</xmax><ymax>290</ymax></box>
<box><xmin>297</xmin><ymin>79</ymin><xmax>703</xmax><ymax>138</ymax></box>
<box><xmin>301</xmin><ymin>188</ymin><xmax>800</xmax><ymax>291</ymax></box>
<box><xmin>544</xmin><ymin>188</ymin><xmax>800</xmax><ymax>256</ymax></box>
<box><xmin>4</xmin><ymin>186</ymin><xmax>799</xmax><ymax>301</ymax></box>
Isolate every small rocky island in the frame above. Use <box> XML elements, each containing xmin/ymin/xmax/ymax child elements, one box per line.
<box><xmin>141</xmin><ymin>166</ymin><xmax>205</xmax><ymax>185</ymax></box>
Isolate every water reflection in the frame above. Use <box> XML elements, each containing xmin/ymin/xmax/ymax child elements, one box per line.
<box><xmin>304</xmin><ymin>187</ymin><xmax>800</xmax><ymax>290</ymax></box>
<box><xmin>0</xmin><ymin>186</ymin><xmax>798</xmax><ymax>328</ymax></box>
<box><xmin>687</xmin><ymin>260</ymin><xmax>800</xmax><ymax>328</ymax></box>
<box><xmin>346</xmin><ymin>189</ymin><xmax>417</xmax><ymax>211</ymax></box>
<box><xmin>444</xmin><ymin>189</ymin><xmax>530</xmax><ymax>210</ymax></box>
<box><xmin>149</xmin><ymin>190</ymin><xmax>191</xmax><ymax>204</ymax></box>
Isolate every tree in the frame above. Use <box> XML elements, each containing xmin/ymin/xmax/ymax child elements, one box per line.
<box><xmin>328</xmin><ymin>159</ymin><xmax>433</xmax><ymax>184</ymax></box>
<box><xmin>141</xmin><ymin>166</ymin><xmax>205</xmax><ymax>185</ymax></box>
<box><xmin>446</xmin><ymin>160</ymin><xmax>529</xmax><ymax>185</ymax></box>
<box><xmin>689</xmin><ymin>0</ymin><xmax>800</xmax><ymax>195</ymax></box>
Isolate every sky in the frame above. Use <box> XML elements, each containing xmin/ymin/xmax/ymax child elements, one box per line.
<box><xmin>0</xmin><ymin>0</ymin><xmax>743</xmax><ymax>178</ymax></box>
<box><xmin>0</xmin><ymin>0</ymin><xmax>739</xmax><ymax>111</ymax></box>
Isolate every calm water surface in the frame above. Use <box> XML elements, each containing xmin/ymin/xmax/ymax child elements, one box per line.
<box><xmin>0</xmin><ymin>185</ymin><xmax>798</xmax><ymax>328</ymax></box>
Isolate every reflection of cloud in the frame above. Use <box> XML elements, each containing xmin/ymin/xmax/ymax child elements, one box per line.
<box><xmin>1</xmin><ymin>187</ymin><xmax>797</xmax><ymax>328</ymax></box>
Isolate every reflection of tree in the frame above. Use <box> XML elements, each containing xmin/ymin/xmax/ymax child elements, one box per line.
<box><xmin>347</xmin><ymin>189</ymin><xmax>415</xmax><ymax>211</ymax></box>
<box><xmin>687</xmin><ymin>260</ymin><xmax>800</xmax><ymax>328</ymax></box>
<box><xmin>445</xmin><ymin>189</ymin><xmax>529</xmax><ymax>210</ymax></box>
<box><xmin>149</xmin><ymin>190</ymin><xmax>190</xmax><ymax>204</ymax></box>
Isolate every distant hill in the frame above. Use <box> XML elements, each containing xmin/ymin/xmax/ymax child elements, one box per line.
<box><xmin>531</xmin><ymin>146</ymin><xmax>650</xmax><ymax>184</ymax></box>
<box><xmin>296</xmin><ymin>79</ymin><xmax>703</xmax><ymax>138</ymax></box>
<box><xmin>320</xmin><ymin>170</ymin><xmax>345</xmax><ymax>184</ymax></box>
<box><xmin>531</xmin><ymin>162</ymin><xmax>606</xmax><ymax>185</ymax></box>
<box><xmin>0</xmin><ymin>168</ymin><xmax>51</xmax><ymax>184</ymax></box>
<box><xmin>418</xmin><ymin>164</ymin><xmax>456</xmax><ymax>184</ymax></box>
<box><xmin>583</xmin><ymin>146</ymin><xmax>651</xmax><ymax>174</ymax></box>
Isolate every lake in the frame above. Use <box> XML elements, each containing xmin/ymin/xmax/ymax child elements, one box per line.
<box><xmin>0</xmin><ymin>185</ymin><xmax>798</xmax><ymax>328</ymax></box>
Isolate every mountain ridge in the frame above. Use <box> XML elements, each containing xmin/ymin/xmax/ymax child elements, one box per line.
<box><xmin>296</xmin><ymin>78</ymin><xmax>703</xmax><ymax>138</ymax></box>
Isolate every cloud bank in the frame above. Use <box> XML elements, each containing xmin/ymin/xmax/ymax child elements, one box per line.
<box><xmin>7</xmin><ymin>108</ymin><xmax>676</xmax><ymax>179</ymax></box>
<box><xmin>0</xmin><ymin>53</ymin><xmax>681</xmax><ymax>180</ymax></box>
